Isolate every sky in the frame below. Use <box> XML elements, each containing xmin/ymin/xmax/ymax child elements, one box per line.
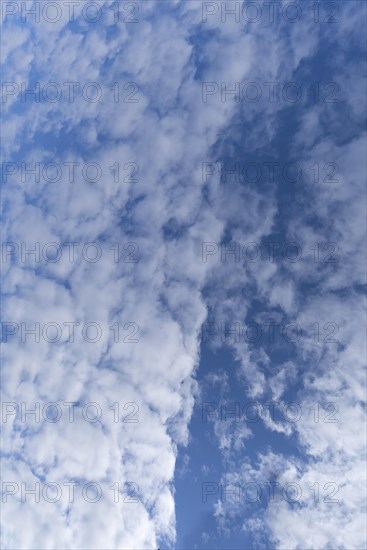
<box><xmin>1</xmin><ymin>1</ymin><xmax>366</xmax><ymax>549</ymax></box>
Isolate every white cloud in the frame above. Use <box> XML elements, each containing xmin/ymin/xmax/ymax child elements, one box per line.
<box><xmin>2</xmin><ymin>2</ymin><xmax>366</xmax><ymax>549</ymax></box>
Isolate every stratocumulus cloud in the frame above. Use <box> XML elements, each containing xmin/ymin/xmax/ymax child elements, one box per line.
<box><xmin>1</xmin><ymin>1</ymin><xmax>366</xmax><ymax>549</ymax></box>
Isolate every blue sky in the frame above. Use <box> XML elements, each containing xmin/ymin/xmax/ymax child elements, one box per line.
<box><xmin>1</xmin><ymin>1</ymin><xmax>366</xmax><ymax>549</ymax></box>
